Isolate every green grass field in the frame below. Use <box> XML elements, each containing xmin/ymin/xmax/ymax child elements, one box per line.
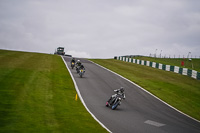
<box><xmin>132</xmin><ymin>56</ymin><xmax>200</xmax><ymax>72</ymax></box>
<box><xmin>90</xmin><ymin>59</ymin><xmax>200</xmax><ymax>121</ymax></box>
<box><xmin>0</xmin><ymin>50</ymin><xmax>107</xmax><ymax>133</ymax></box>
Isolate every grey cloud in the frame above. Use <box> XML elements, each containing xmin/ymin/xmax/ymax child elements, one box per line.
<box><xmin>0</xmin><ymin>0</ymin><xmax>200</xmax><ymax>58</ymax></box>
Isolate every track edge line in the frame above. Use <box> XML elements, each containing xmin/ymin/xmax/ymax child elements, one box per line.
<box><xmin>61</xmin><ymin>56</ymin><xmax>112</xmax><ymax>133</ymax></box>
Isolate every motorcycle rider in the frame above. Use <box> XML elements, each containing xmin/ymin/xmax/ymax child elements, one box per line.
<box><xmin>106</xmin><ymin>87</ymin><xmax>125</xmax><ymax>106</ymax></box>
<box><xmin>71</xmin><ymin>58</ymin><xmax>76</xmax><ymax>67</ymax></box>
<box><xmin>71</xmin><ymin>58</ymin><xmax>75</xmax><ymax>64</ymax></box>
<box><xmin>76</xmin><ymin>60</ymin><xmax>82</xmax><ymax>67</ymax></box>
<box><xmin>79</xmin><ymin>64</ymin><xmax>86</xmax><ymax>77</ymax></box>
<box><xmin>79</xmin><ymin>64</ymin><xmax>85</xmax><ymax>71</ymax></box>
<box><xmin>75</xmin><ymin>60</ymin><xmax>82</xmax><ymax>73</ymax></box>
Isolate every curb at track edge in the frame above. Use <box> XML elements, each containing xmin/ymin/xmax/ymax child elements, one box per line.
<box><xmin>89</xmin><ymin>60</ymin><xmax>200</xmax><ymax>123</ymax></box>
<box><xmin>61</xmin><ymin>56</ymin><xmax>112</xmax><ymax>133</ymax></box>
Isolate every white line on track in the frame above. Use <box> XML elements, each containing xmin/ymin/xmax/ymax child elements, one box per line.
<box><xmin>89</xmin><ymin>60</ymin><xmax>200</xmax><ymax>123</ymax></box>
<box><xmin>144</xmin><ymin>120</ymin><xmax>166</xmax><ymax>127</ymax></box>
<box><xmin>61</xmin><ymin>56</ymin><xmax>112</xmax><ymax>133</ymax></box>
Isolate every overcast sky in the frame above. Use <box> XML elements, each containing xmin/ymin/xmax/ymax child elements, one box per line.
<box><xmin>0</xmin><ymin>0</ymin><xmax>200</xmax><ymax>58</ymax></box>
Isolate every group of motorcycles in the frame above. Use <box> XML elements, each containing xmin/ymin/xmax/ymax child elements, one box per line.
<box><xmin>70</xmin><ymin>58</ymin><xmax>125</xmax><ymax>110</ymax></box>
<box><xmin>70</xmin><ymin>59</ymin><xmax>85</xmax><ymax>78</ymax></box>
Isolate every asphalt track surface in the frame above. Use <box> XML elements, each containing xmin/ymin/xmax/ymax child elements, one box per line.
<box><xmin>63</xmin><ymin>57</ymin><xmax>200</xmax><ymax>133</ymax></box>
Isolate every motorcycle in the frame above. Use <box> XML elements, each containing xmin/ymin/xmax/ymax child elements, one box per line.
<box><xmin>76</xmin><ymin>66</ymin><xmax>80</xmax><ymax>73</ymax></box>
<box><xmin>79</xmin><ymin>68</ymin><xmax>85</xmax><ymax>78</ymax></box>
<box><xmin>106</xmin><ymin>89</ymin><xmax>125</xmax><ymax>110</ymax></box>
<box><xmin>71</xmin><ymin>62</ymin><xmax>75</xmax><ymax>69</ymax></box>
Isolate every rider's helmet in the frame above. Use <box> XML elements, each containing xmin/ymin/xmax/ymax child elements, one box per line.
<box><xmin>77</xmin><ymin>60</ymin><xmax>80</xmax><ymax>63</ymax></box>
<box><xmin>120</xmin><ymin>87</ymin><xmax>124</xmax><ymax>92</ymax></box>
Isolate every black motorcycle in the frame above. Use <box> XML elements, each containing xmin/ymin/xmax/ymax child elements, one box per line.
<box><xmin>106</xmin><ymin>88</ymin><xmax>125</xmax><ymax>110</ymax></box>
<box><xmin>71</xmin><ymin>62</ymin><xmax>75</xmax><ymax>69</ymax></box>
<box><xmin>76</xmin><ymin>66</ymin><xmax>79</xmax><ymax>73</ymax></box>
<box><xmin>79</xmin><ymin>68</ymin><xmax>85</xmax><ymax>78</ymax></box>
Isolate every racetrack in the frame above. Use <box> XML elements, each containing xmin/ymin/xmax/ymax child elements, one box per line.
<box><xmin>63</xmin><ymin>57</ymin><xmax>200</xmax><ymax>133</ymax></box>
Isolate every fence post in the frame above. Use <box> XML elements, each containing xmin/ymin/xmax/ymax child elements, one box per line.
<box><xmin>150</xmin><ymin>62</ymin><xmax>153</xmax><ymax>67</ymax></box>
<box><xmin>162</xmin><ymin>64</ymin><xmax>166</xmax><ymax>70</ymax></box>
<box><xmin>170</xmin><ymin>66</ymin><xmax>175</xmax><ymax>72</ymax></box>
<box><xmin>179</xmin><ymin>68</ymin><xmax>183</xmax><ymax>74</ymax></box>
<box><xmin>183</xmin><ymin>68</ymin><xmax>188</xmax><ymax>75</ymax></box>
<box><xmin>152</xmin><ymin>62</ymin><xmax>156</xmax><ymax>68</ymax></box>
<box><xmin>192</xmin><ymin>70</ymin><xmax>197</xmax><ymax>79</ymax></box>
<box><xmin>174</xmin><ymin>66</ymin><xmax>179</xmax><ymax>73</ymax></box>
<box><xmin>156</xmin><ymin>63</ymin><xmax>159</xmax><ymax>68</ymax></box>
<box><xmin>187</xmin><ymin>69</ymin><xmax>192</xmax><ymax>77</ymax></box>
<box><xmin>197</xmin><ymin>72</ymin><xmax>200</xmax><ymax>80</ymax></box>
<box><xmin>166</xmin><ymin>65</ymin><xmax>170</xmax><ymax>71</ymax></box>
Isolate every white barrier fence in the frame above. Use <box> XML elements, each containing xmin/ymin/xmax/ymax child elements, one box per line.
<box><xmin>117</xmin><ymin>56</ymin><xmax>200</xmax><ymax>80</ymax></box>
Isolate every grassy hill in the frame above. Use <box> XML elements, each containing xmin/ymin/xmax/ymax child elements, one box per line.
<box><xmin>132</xmin><ymin>56</ymin><xmax>200</xmax><ymax>72</ymax></box>
<box><xmin>0</xmin><ymin>49</ymin><xmax>107</xmax><ymax>133</ymax></box>
<box><xmin>90</xmin><ymin>59</ymin><xmax>200</xmax><ymax>121</ymax></box>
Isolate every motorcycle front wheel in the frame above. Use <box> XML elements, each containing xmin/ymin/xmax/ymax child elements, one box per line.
<box><xmin>76</xmin><ymin>69</ymin><xmax>79</xmax><ymax>73</ymax></box>
<box><xmin>112</xmin><ymin>101</ymin><xmax>120</xmax><ymax>110</ymax></box>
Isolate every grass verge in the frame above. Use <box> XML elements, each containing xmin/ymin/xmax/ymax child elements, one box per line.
<box><xmin>0</xmin><ymin>50</ymin><xmax>107</xmax><ymax>133</ymax></box>
<box><xmin>90</xmin><ymin>59</ymin><xmax>200</xmax><ymax>121</ymax></box>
